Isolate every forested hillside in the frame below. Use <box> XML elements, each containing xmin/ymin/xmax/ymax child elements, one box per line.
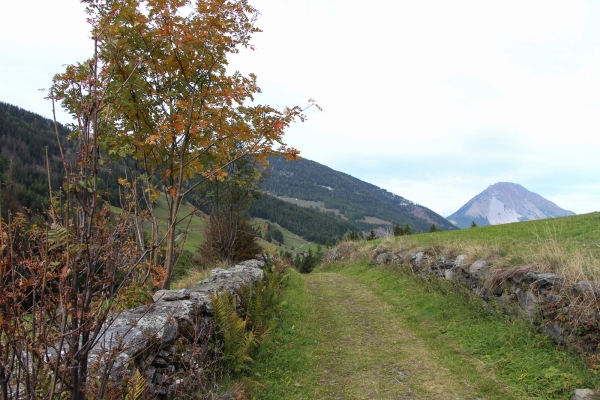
<box><xmin>250</xmin><ymin>194</ymin><xmax>358</xmax><ymax>244</ymax></box>
<box><xmin>0</xmin><ymin>101</ymin><xmax>125</xmax><ymax>216</ymax></box>
<box><xmin>263</xmin><ymin>156</ymin><xmax>456</xmax><ymax>232</ymax></box>
<box><xmin>0</xmin><ymin>101</ymin><xmax>452</xmax><ymax>243</ymax></box>
<box><xmin>0</xmin><ymin>102</ymin><xmax>73</xmax><ymax>215</ymax></box>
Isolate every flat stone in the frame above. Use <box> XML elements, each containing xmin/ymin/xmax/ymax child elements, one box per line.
<box><xmin>237</xmin><ymin>259</ymin><xmax>265</xmax><ymax>269</ymax></box>
<box><xmin>435</xmin><ymin>258</ymin><xmax>454</xmax><ymax>269</ymax></box>
<box><xmin>469</xmin><ymin>260</ymin><xmax>490</xmax><ymax>278</ymax></box>
<box><xmin>572</xmin><ymin>388</ymin><xmax>599</xmax><ymax>400</ymax></box>
<box><xmin>454</xmin><ymin>255</ymin><xmax>468</xmax><ymax>271</ymax></box>
<box><xmin>412</xmin><ymin>252</ymin><xmax>429</xmax><ymax>268</ymax></box>
<box><xmin>153</xmin><ymin>289</ymin><xmax>190</xmax><ymax>303</ymax></box>
<box><xmin>523</xmin><ymin>272</ymin><xmax>565</xmax><ymax>288</ymax></box>
<box><xmin>573</xmin><ymin>281</ymin><xmax>600</xmax><ymax>298</ymax></box>
<box><xmin>395</xmin><ymin>252</ymin><xmax>404</xmax><ymax>264</ymax></box>
<box><xmin>444</xmin><ymin>268</ymin><xmax>456</xmax><ymax>280</ymax></box>
<box><xmin>375</xmin><ymin>252</ymin><xmax>394</xmax><ymax>265</ymax></box>
<box><xmin>516</xmin><ymin>288</ymin><xmax>537</xmax><ymax>319</ymax></box>
<box><xmin>544</xmin><ymin>322</ymin><xmax>565</xmax><ymax>344</ymax></box>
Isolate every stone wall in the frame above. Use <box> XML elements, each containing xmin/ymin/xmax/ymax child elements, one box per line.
<box><xmin>87</xmin><ymin>260</ymin><xmax>265</xmax><ymax>399</ymax></box>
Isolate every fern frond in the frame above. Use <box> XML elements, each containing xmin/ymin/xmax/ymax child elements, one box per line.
<box><xmin>125</xmin><ymin>369</ymin><xmax>147</xmax><ymax>400</ymax></box>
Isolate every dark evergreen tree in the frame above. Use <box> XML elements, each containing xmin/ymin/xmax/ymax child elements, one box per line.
<box><xmin>429</xmin><ymin>224</ymin><xmax>438</xmax><ymax>233</ymax></box>
<box><xmin>393</xmin><ymin>223</ymin><xmax>403</xmax><ymax>237</ymax></box>
<box><xmin>264</xmin><ymin>226</ymin><xmax>284</xmax><ymax>244</ymax></box>
<box><xmin>471</xmin><ymin>221</ymin><xmax>477</xmax><ymax>228</ymax></box>
<box><xmin>298</xmin><ymin>249</ymin><xmax>318</xmax><ymax>274</ymax></box>
<box><xmin>403</xmin><ymin>224</ymin><xmax>412</xmax><ymax>235</ymax></box>
<box><xmin>366</xmin><ymin>229</ymin><xmax>377</xmax><ymax>241</ymax></box>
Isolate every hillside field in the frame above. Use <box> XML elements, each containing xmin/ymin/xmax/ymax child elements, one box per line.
<box><xmin>396</xmin><ymin>212</ymin><xmax>600</xmax><ymax>282</ymax></box>
<box><xmin>253</xmin><ymin>217</ymin><xmax>320</xmax><ymax>255</ymax></box>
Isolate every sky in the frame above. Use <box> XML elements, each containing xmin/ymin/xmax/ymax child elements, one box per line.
<box><xmin>1</xmin><ymin>1</ymin><xmax>599</xmax><ymax>217</ymax></box>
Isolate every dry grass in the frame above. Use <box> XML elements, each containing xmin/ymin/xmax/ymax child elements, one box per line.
<box><xmin>171</xmin><ymin>267</ymin><xmax>214</xmax><ymax>289</ymax></box>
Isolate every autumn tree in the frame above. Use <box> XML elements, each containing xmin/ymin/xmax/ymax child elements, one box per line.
<box><xmin>55</xmin><ymin>0</ymin><xmax>317</xmax><ymax>288</ymax></box>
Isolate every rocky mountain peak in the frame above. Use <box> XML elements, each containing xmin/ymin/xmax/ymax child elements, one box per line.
<box><xmin>446</xmin><ymin>182</ymin><xmax>574</xmax><ymax>228</ymax></box>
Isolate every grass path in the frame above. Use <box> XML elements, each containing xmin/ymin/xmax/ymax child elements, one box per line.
<box><xmin>301</xmin><ymin>272</ymin><xmax>486</xmax><ymax>399</ymax></box>
<box><xmin>249</xmin><ymin>265</ymin><xmax>595</xmax><ymax>399</ymax></box>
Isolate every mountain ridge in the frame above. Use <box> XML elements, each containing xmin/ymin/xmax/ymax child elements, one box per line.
<box><xmin>262</xmin><ymin>156</ymin><xmax>456</xmax><ymax>232</ymax></box>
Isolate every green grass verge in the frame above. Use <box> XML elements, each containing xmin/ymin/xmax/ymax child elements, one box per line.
<box><xmin>243</xmin><ymin>270</ymin><xmax>323</xmax><ymax>399</ymax></box>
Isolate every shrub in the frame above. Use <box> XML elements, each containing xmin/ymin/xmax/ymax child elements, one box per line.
<box><xmin>196</xmin><ymin>215</ymin><xmax>262</xmax><ymax>269</ymax></box>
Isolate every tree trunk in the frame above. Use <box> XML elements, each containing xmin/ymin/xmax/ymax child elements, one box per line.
<box><xmin>162</xmin><ymin>193</ymin><xmax>183</xmax><ymax>289</ymax></box>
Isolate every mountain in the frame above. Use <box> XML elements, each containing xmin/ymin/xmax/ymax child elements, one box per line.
<box><xmin>446</xmin><ymin>182</ymin><xmax>575</xmax><ymax>228</ymax></box>
<box><xmin>261</xmin><ymin>156</ymin><xmax>456</xmax><ymax>233</ymax></box>
<box><xmin>0</xmin><ymin>101</ymin><xmax>74</xmax><ymax>216</ymax></box>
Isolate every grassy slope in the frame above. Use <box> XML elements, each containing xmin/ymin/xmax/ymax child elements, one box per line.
<box><xmin>273</xmin><ymin>195</ymin><xmax>347</xmax><ymax>218</ymax></box>
<box><xmin>398</xmin><ymin>212</ymin><xmax>600</xmax><ymax>282</ymax></box>
<box><xmin>148</xmin><ymin>194</ymin><xmax>207</xmax><ymax>252</ymax></box>
<box><xmin>252</xmin><ymin>217</ymin><xmax>319</xmax><ymax>255</ymax></box>
<box><xmin>248</xmin><ymin>266</ymin><xmax>597</xmax><ymax>399</ymax></box>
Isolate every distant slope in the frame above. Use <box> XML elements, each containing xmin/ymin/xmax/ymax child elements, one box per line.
<box><xmin>0</xmin><ymin>101</ymin><xmax>125</xmax><ymax>215</ymax></box>
<box><xmin>262</xmin><ymin>156</ymin><xmax>455</xmax><ymax>232</ymax></box>
<box><xmin>446</xmin><ymin>182</ymin><xmax>575</xmax><ymax>229</ymax></box>
<box><xmin>0</xmin><ymin>101</ymin><xmax>73</xmax><ymax>214</ymax></box>
<box><xmin>252</xmin><ymin>217</ymin><xmax>318</xmax><ymax>255</ymax></box>
<box><xmin>249</xmin><ymin>194</ymin><xmax>359</xmax><ymax>244</ymax></box>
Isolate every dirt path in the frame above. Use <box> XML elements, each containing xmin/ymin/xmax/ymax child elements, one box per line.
<box><xmin>303</xmin><ymin>272</ymin><xmax>484</xmax><ymax>400</ymax></box>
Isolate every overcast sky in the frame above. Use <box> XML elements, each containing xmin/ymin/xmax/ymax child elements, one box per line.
<box><xmin>1</xmin><ymin>1</ymin><xmax>599</xmax><ymax>216</ymax></box>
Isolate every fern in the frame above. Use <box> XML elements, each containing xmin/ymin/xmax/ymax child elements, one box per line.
<box><xmin>239</xmin><ymin>282</ymin><xmax>268</xmax><ymax>334</ymax></box>
<box><xmin>211</xmin><ymin>290</ymin><xmax>258</xmax><ymax>374</ymax></box>
<box><xmin>125</xmin><ymin>369</ymin><xmax>147</xmax><ymax>400</ymax></box>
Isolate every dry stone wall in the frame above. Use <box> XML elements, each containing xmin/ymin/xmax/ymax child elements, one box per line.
<box><xmin>88</xmin><ymin>260</ymin><xmax>265</xmax><ymax>399</ymax></box>
<box><xmin>367</xmin><ymin>247</ymin><xmax>600</xmax><ymax>355</ymax></box>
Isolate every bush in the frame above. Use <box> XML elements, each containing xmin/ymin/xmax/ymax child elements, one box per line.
<box><xmin>196</xmin><ymin>215</ymin><xmax>262</xmax><ymax>268</ymax></box>
<box><xmin>264</xmin><ymin>226</ymin><xmax>284</xmax><ymax>244</ymax></box>
<box><xmin>342</xmin><ymin>230</ymin><xmax>361</xmax><ymax>241</ymax></box>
